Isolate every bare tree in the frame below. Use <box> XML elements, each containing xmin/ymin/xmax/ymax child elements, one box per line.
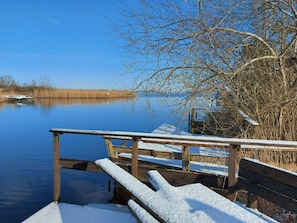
<box><xmin>0</xmin><ymin>75</ymin><xmax>16</xmax><ymax>87</ymax></box>
<box><xmin>38</xmin><ymin>75</ymin><xmax>51</xmax><ymax>88</ymax></box>
<box><xmin>114</xmin><ymin>0</ymin><xmax>297</xmax><ymax>140</ymax></box>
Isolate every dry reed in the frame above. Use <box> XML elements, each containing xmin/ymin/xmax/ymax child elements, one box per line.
<box><xmin>33</xmin><ymin>88</ymin><xmax>137</xmax><ymax>99</ymax></box>
<box><xmin>237</xmin><ymin>147</ymin><xmax>297</xmax><ymax>172</ymax></box>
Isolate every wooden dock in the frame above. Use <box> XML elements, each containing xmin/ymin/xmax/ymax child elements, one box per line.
<box><xmin>50</xmin><ymin>127</ymin><xmax>297</xmax><ymax>206</ymax></box>
<box><xmin>23</xmin><ymin>126</ymin><xmax>297</xmax><ymax>222</ymax></box>
<box><xmin>188</xmin><ymin>108</ymin><xmax>259</xmax><ymax>138</ymax></box>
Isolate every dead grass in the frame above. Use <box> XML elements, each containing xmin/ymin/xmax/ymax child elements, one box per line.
<box><xmin>237</xmin><ymin>147</ymin><xmax>297</xmax><ymax>172</ymax></box>
<box><xmin>33</xmin><ymin>88</ymin><xmax>137</xmax><ymax>99</ymax></box>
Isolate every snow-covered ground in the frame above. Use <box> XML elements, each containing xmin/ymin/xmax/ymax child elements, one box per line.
<box><xmin>23</xmin><ymin>202</ymin><xmax>135</xmax><ymax>223</ymax></box>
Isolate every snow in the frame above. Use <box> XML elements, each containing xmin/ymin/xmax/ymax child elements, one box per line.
<box><xmin>96</xmin><ymin>158</ymin><xmax>277</xmax><ymax>223</ymax></box>
<box><xmin>147</xmin><ymin>170</ymin><xmax>276</xmax><ymax>222</ymax></box>
<box><xmin>22</xmin><ymin>202</ymin><xmax>135</xmax><ymax>223</ymax></box>
<box><xmin>151</xmin><ymin>123</ymin><xmax>191</xmax><ymax>135</ymax></box>
<box><xmin>96</xmin><ymin>158</ymin><xmax>199</xmax><ymax>223</ymax></box>
<box><xmin>127</xmin><ymin>200</ymin><xmax>159</xmax><ymax>223</ymax></box>
<box><xmin>139</xmin><ymin>123</ymin><xmax>229</xmax><ymax>158</ymax></box>
<box><xmin>50</xmin><ymin>124</ymin><xmax>297</xmax><ymax>148</ymax></box>
<box><xmin>238</xmin><ymin>110</ymin><xmax>259</xmax><ymax>126</ymax></box>
<box><xmin>119</xmin><ymin>153</ymin><xmax>229</xmax><ymax>176</ymax></box>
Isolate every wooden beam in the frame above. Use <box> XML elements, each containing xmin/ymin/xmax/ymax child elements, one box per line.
<box><xmin>60</xmin><ymin>158</ymin><xmax>104</xmax><ymax>172</ymax></box>
<box><xmin>182</xmin><ymin>146</ymin><xmax>190</xmax><ymax>172</ymax></box>
<box><xmin>53</xmin><ymin>132</ymin><xmax>60</xmax><ymax>202</ymax></box>
<box><xmin>142</xmin><ymin>138</ymin><xmax>230</xmax><ymax>148</ymax></box>
<box><xmin>132</xmin><ymin>137</ymin><xmax>139</xmax><ymax>177</ymax></box>
<box><xmin>228</xmin><ymin>144</ymin><xmax>238</xmax><ymax>201</ymax></box>
<box><xmin>104</xmin><ymin>137</ymin><xmax>118</xmax><ymax>159</ymax></box>
<box><xmin>113</xmin><ymin>146</ymin><xmax>228</xmax><ymax>164</ymax></box>
<box><xmin>113</xmin><ymin>158</ymin><xmax>227</xmax><ymax>189</ymax></box>
<box><xmin>50</xmin><ymin>128</ymin><xmax>297</xmax><ymax>148</ymax></box>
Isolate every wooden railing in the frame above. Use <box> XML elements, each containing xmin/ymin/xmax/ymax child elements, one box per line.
<box><xmin>50</xmin><ymin>128</ymin><xmax>297</xmax><ymax>202</ymax></box>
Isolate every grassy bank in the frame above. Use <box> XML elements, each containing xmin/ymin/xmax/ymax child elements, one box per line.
<box><xmin>33</xmin><ymin>88</ymin><xmax>137</xmax><ymax>99</ymax></box>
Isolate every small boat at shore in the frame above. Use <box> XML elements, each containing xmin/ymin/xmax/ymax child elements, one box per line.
<box><xmin>4</xmin><ymin>95</ymin><xmax>34</xmax><ymax>104</ymax></box>
<box><xmin>4</xmin><ymin>95</ymin><xmax>34</xmax><ymax>100</ymax></box>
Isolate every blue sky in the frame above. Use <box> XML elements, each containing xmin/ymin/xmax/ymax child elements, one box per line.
<box><xmin>0</xmin><ymin>0</ymin><xmax>135</xmax><ymax>90</ymax></box>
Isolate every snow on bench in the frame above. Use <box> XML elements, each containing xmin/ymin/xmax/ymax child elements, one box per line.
<box><xmin>95</xmin><ymin>158</ymin><xmax>275</xmax><ymax>223</ymax></box>
<box><xmin>127</xmin><ymin>200</ymin><xmax>159</xmax><ymax>223</ymax></box>
<box><xmin>95</xmin><ymin>158</ymin><xmax>199</xmax><ymax>223</ymax></box>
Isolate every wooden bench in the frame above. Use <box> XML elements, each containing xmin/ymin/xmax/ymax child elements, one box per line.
<box><xmin>236</xmin><ymin>158</ymin><xmax>297</xmax><ymax>213</ymax></box>
<box><xmin>95</xmin><ymin>158</ymin><xmax>270</xmax><ymax>223</ymax></box>
<box><xmin>95</xmin><ymin>158</ymin><xmax>198</xmax><ymax>223</ymax></box>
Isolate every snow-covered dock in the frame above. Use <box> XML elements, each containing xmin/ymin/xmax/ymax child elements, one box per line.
<box><xmin>22</xmin><ymin>125</ymin><xmax>297</xmax><ymax>222</ymax></box>
<box><xmin>23</xmin><ymin>202</ymin><xmax>135</xmax><ymax>223</ymax></box>
<box><xmin>23</xmin><ymin>159</ymin><xmax>277</xmax><ymax>223</ymax></box>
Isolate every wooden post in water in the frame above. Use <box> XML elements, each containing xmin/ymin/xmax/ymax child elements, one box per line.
<box><xmin>228</xmin><ymin>144</ymin><xmax>239</xmax><ymax>201</ymax></box>
<box><xmin>131</xmin><ymin>137</ymin><xmax>139</xmax><ymax>178</ymax></box>
<box><xmin>53</xmin><ymin>132</ymin><xmax>60</xmax><ymax>202</ymax></box>
<box><xmin>182</xmin><ymin>146</ymin><xmax>190</xmax><ymax>172</ymax></box>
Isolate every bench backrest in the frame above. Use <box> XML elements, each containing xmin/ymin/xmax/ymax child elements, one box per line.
<box><xmin>237</xmin><ymin>158</ymin><xmax>297</xmax><ymax>213</ymax></box>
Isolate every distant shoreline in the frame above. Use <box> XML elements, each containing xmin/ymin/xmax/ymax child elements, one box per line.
<box><xmin>0</xmin><ymin>87</ymin><xmax>137</xmax><ymax>102</ymax></box>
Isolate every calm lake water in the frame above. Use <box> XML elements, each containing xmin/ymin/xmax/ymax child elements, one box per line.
<box><xmin>0</xmin><ymin>94</ymin><xmax>188</xmax><ymax>222</ymax></box>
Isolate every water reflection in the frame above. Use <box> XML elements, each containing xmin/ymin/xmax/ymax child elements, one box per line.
<box><xmin>35</xmin><ymin>97</ymin><xmax>135</xmax><ymax>107</ymax></box>
<box><xmin>0</xmin><ymin>94</ymin><xmax>188</xmax><ymax>222</ymax></box>
<box><xmin>4</xmin><ymin>97</ymin><xmax>135</xmax><ymax>107</ymax></box>
<box><xmin>0</xmin><ymin>102</ymin><xmax>5</xmax><ymax>110</ymax></box>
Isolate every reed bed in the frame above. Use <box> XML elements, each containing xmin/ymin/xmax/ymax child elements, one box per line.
<box><xmin>0</xmin><ymin>89</ymin><xmax>6</xmax><ymax>103</ymax></box>
<box><xmin>33</xmin><ymin>88</ymin><xmax>137</xmax><ymax>99</ymax></box>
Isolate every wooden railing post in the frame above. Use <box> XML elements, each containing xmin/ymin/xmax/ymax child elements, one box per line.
<box><xmin>53</xmin><ymin>132</ymin><xmax>61</xmax><ymax>202</ymax></box>
<box><xmin>228</xmin><ymin>144</ymin><xmax>239</xmax><ymax>201</ymax></box>
<box><xmin>104</xmin><ymin>137</ymin><xmax>118</xmax><ymax>159</ymax></box>
<box><xmin>131</xmin><ymin>137</ymin><xmax>139</xmax><ymax>178</ymax></box>
<box><xmin>182</xmin><ymin>146</ymin><xmax>190</xmax><ymax>172</ymax></box>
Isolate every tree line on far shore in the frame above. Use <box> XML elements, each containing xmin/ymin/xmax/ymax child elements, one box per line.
<box><xmin>0</xmin><ymin>75</ymin><xmax>136</xmax><ymax>99</ymax></box>
<box><xmin>0</xmin><ymin>75</ymin><xmax>51</xmax><ymax>91</ymax></box>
